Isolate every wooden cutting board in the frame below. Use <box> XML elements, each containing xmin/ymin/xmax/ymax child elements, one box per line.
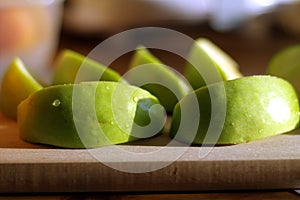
<box><xmin>0</xmin><ymin>114</ymin><xmax>299</xmax><ymax>193</ymax></box>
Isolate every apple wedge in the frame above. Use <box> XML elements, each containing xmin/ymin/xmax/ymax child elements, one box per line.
<box><xmin>18</xmin><ymin>81</ymin><xmax>165</xmax><ymax>148</ymax></box>
<box><xmin>170</xmin><ymin>75</ymin><xmax>299</xmax><ymax>145</ymax></box>
<box><xmin>267</xmin><ymin>44</ymin><xmax>300</xmax><ymax>97</ymax></box>
<box><xmin>52</xmin><ymin>49</ymin><xmax>126</xmax><ymax>84</ymax></box>
<box><xmin>125</xmin><ymin>47</ymin><xmax>191</xmax><ymax>112</ymax></box>
<box><xmin>184</xmin><ymin>38</ymin><xmax>243</xmax><ymax>90</ymax></box>
<box><xmin>0</xmin><ymin>58</ymin><xmax>42</xmax><ymax>119</ymax></box>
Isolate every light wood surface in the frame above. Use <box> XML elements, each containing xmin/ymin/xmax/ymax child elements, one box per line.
<box><xmin>1</xmin><ymin>113</ymin><xmax>300</xmax><ymax>193</ymax></box>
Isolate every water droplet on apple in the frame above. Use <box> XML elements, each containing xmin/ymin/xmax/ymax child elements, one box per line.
<box><xmin>52</xmin><ymin>99</ymin><xmax>60</xmax><ymax>107</ymax></box>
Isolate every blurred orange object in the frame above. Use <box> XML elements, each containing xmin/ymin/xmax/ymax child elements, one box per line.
<box><xmin>0</xmin><ymin>0</ymin><xmax>64</xmax><ymax>84</ymax></box>
<box><xmin>0</xmin><ymin>7</ymin><xmax>46</xmax><ymax>56</ymax></box>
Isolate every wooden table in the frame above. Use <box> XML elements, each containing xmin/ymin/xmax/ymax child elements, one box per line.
<box><xmin>1</xmin><ymin>26</ymin><xmax>300</xmax><ymax>199</ymax></box>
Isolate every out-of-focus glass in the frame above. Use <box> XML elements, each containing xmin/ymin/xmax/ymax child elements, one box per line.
<box><xmin>0</xmin><ymin>0</ymin><xmax>64</xmax><ymax>83</ymax></box>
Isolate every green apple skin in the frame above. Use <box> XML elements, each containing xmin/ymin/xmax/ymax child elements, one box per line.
<box><xmin>170</xmin><ymin>76</ymin><xmax>300</xmax><ymax>145</ymax></box>
<box><xmin>0</xmin><ymin>58</ymin><xmax>42</xmax><ymax>119</ymax></box>
<box><xmin>184</xmin><ymin>38</ymin><xmax>243</xmax><ymax>90</ymax></box>
<box><xmin>267</xmin><ymin>44</ymin><xmax>300</xmax><ymax>97</ymax></box>
<box><xmin>126</xmin><ymin>47</ymin><xmax>191</xmax><ymax>113</ymax></box>
<box><xmin>18</xmin><ymin>81</ymin><xmax>165</xmax><ymax>148</ymax></box>
<box><xmin>52</xmin><ymin>49</ymin><xmax>126</xmax><ymax>85</ymax></box>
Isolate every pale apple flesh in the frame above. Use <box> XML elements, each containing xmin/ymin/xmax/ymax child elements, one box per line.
<box><xmin>184</xmin><ymin>38</ymin><xmax>243</xmax><ymax>90</ymax></box>
<box><xmin>0</xmin><ymin>58</ymin><xmax>42</xmax><ymax>119</ymax></box>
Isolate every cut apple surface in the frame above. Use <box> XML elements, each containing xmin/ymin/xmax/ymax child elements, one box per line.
<box><xmin>0</xmin><ymin>58</ymin><xmax>42</xmax><ymax>119</ymax></box>
<box><xmin>184</xmin><ymin>38</ymin><xmax>243</xmax><ymax>90</ymax></box>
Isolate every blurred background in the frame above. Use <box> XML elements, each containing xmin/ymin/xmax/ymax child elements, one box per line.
<box><xmin>62</xmin><ymin>0</ymin><xmax>300</xmax><ymax>36</ymax></box>
<box><xmin>2</xmin><ymin>0</ymin><xmax>300</xmax><ymax>80</ymax></box>
<box><xmin>59</xmin><ymin>0</ymin><xmax>300</xmax><ymax>75</ymax></box>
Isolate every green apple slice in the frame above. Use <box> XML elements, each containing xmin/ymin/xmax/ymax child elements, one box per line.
<box><xmin>0</xmin><ymin>58</ymin><xmax>43</xmax><ymax>119</ymax></box>
<box><xmin>126</xmin><ymin>47</ymin><xmax>192</xmax><ymax>112</ymax></box>
<box><xmin>170</xmin><ymin>75</ymin><xmax>299</xmax><ymax>144</ymax></box>
<box><xmin>52</xmin><ymin>49</ymin><xmax>126</xmax><ymax>85</ymax></box>
<box><xmin>18</xmin><ymin>81</ymin><xmax>165</xmax><ymax>148</ymax></box>
<box><xmin>267</xmin><ymin>44</ymin><xmax>300</xmax><ymax>96</ymax></box>
<box><xmin>184</xmin><ymin>38</ymin><xmax>243</xmax><ymax>90</ymax></box>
